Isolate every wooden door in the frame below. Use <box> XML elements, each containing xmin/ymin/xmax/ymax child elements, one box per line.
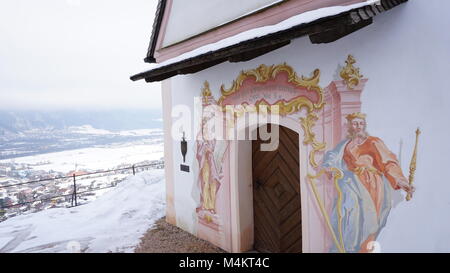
<box><xmin>252</xmin><ymin>125</ymin><xmax>302</xmax><ymax>253</ymax></box>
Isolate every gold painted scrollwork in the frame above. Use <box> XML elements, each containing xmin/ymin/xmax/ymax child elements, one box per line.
<box><xmin>218</xmin><ymin>63</ymin><xmax>324</xmax><ymax>111</ymax></box>
<box><xmin>216</xmin><ymin>63</ymin><xmax>327</xmax><ymax>170</ymax></box>
<box><xmin>300</xmin><ymin>113</ymin><xmax>326</xmax><ymax>168</ymax></box>
<box><xmin>340</xmin><ymin>55</ymin><xmax>363</xmax><ymax>89</ymax></box>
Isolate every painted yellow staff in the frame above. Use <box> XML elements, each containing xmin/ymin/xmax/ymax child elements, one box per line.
<box><xmin>308</xmin><ymin>169</ymin><xmax>346</xmax><ymax>253</ymax></box>
<box><xmin>406</xmin><ymin>128</ymin><xmax>421</xmax><ymax>201</ymax></box>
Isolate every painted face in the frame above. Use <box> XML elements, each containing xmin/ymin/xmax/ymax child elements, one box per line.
<box><xmin>351</xmin><ymin>118</ymin><xmax>366</xmax><ymax>134</ymax></box>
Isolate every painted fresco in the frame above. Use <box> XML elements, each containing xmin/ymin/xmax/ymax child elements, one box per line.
<box><xmin>194</xmin><ymin>82</ymin><xmax>232</xmax><ymax>249</ymax></box>
<box><xmin>195</xmin><ymin>83</ymin><xmax>229</xmax><ymax>221</ymax></box>
<box><xmin>193</xmin><ymin>63</ymin><xmax>325</xmax><ymax>251</ymax></box>
<box><xmin>310</xmin><ymin>56</ymin><xmax>418</xmax><ymax>253</ymax></box>
<box><xmin>193</xmin><ymin>55</ymin><xmax>419</xmax><ymax>253</ymax></box>
<box><xmin>317</xmin><ymin>113</ymin><xmax>418</xmax><ymax>253</ymax></box>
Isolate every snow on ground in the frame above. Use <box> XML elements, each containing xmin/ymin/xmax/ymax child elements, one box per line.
<box><xmin>0</xmin><ymin>140</ymin><xmax>164</xmax><ymax>173</ymax></box>
<box><xmin>0</xmin><ymin>170</ymin><xmax>165</xmax><ymax>253</ymax></box>
<box><xmin>68</xmin><ymin>125</ymin><xmax>163</xmax><ymax>137</ymax></box>
<box><xmin>117</xmin><ymin>129</ymin><xmax>163</xmax><ymax>137</ymax></box>
<box><xmin>68</xmin><ymin>125</ymin><xmax>112</xmax><ymax>135</ymax></box>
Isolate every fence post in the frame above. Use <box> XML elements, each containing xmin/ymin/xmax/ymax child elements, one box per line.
<box><xmin>73</xmin><ymin>174</ymin><xmax>77</xmax><ymax>207</ymax></box>
<box><xmin>132</xmin><ymin>165</ymin><xmax>136</xmax><ymax>175</ymax></box>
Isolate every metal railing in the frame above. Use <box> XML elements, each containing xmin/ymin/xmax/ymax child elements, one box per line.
<box><xmin>0</xmin><ymin>161</ymin><xmax>164</xmax><ymax>210</ymax></box>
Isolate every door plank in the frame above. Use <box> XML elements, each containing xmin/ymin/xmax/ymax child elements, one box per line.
<box><xmin>252</xmin><ymin>126</ymin><xmax>302</xmax><ymax>253</ymax></box>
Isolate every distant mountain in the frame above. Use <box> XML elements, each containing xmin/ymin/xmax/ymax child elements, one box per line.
<box><xmin>0</xmin><ymin>110</ymin><xmax>163</xmax><ymax>134</ymax></box>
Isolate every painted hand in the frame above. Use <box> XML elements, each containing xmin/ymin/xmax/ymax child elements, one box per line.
<box><xmin>325</xmin><ymin>168</ymin><xmax>334</xmax><ymax>181</ymax></box>
<box><xmin>325</xmin><ymin>170</ymin><xmax>334</xmax><ymax>180</ymax></box>
<box><xmin>397</xmin><ymin>179</ymin><xmax>415</xmax><ymax>196</ymax></box>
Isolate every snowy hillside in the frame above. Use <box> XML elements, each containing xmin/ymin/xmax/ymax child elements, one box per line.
<box><xmin>0</xmin><ymin>170</ymin><xmax>165</xmax><ymax>253</ymax></box>
<box><xmin>1</xmin><ymin>138</ymin><xmax>164</xmax><ymax>173</ymax></box>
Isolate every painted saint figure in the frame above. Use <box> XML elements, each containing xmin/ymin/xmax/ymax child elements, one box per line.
<box><xmin>196</xmin><ymin>136</ymin><xmax>222</xmax><ymax>214</ymax></box>
<box><xmin>195</xmin><ymin>84</ymin><xmax>228</xmax><ymax>216</ymax></box>
<box><xmin>323</xmin><ymin>112</ymin><xmax>415</xmax><ymax>252</ymax></box>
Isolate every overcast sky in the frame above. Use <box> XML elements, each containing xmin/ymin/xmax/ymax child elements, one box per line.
<box><xmin>0</xmin><ymin>0</ymin><xmax>161</xmax><ymax>111</ymax></box>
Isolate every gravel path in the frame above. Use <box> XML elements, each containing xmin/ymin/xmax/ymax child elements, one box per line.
<box><xmin>135</xmin><ymin>217</ymin><xmax>226</xmax><ymax>253</ymax></box>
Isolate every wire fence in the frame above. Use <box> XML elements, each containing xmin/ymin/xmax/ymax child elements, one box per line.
<box><xmin>0</xmin><ymin>161</ymin><xmax>164</xmax><ymax>211</ymax></box>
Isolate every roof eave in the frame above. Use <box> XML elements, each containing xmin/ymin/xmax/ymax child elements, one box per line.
<box><xmin>132</xmin><ymin>0</ymin><xmax>408</xmax><ymax>82</ymax></box>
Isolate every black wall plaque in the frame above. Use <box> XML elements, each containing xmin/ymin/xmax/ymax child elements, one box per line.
<box><xmin>180</xmin><ymin>164</ymin><xmax>190</xmax><ymax>172</ymax></box>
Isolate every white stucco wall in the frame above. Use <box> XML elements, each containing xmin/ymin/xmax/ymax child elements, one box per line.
<box><xmin>165</xmin><ymin>0</ymin><xmax>450</xmax><ymax>252</ymax></box>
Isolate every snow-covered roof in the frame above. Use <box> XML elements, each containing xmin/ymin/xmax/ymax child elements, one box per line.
<box><xmin>131</xmin><ymin>0</ymin><xmax>408</xmax><ymax>82</ymax></box>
